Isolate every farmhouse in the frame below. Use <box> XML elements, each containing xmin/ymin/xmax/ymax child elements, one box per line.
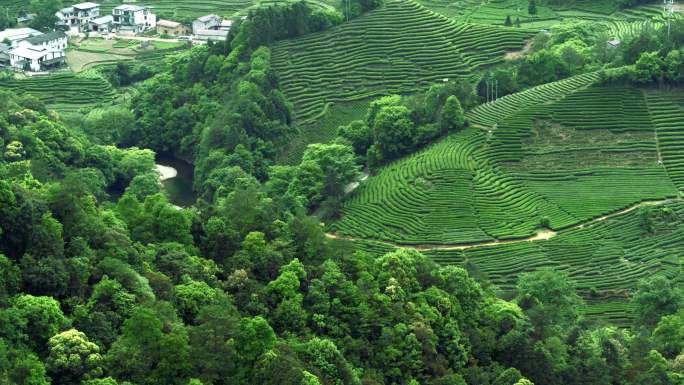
<box><xmin>16</xmin><ymin>14</ymin><xmax>36</xmax><ymax>26</ymax></box>
<box><xmin>56</xmin><ymin>2</ymin><xmax>101</xmax><ymax>32</ymax></box>
<box><xmin>112</xmin><ymin>5</ymin><xmax>157</xmax><ymax>35</ymax></box>
<box><xmin>607</xmin><ymin>39</ymin><xmax>621</xmax><ymax>49</ymax></box>
<box><xmin>192</xmin><ymin>14</ymin><xmax>230</xmax><ymax>41</ymax></box>
<box><xmin>89</xmin><ymin>15</ymin><xmax>114</xmax><ymax>34</ymax></box>
<box><xmin>156</xmin><ymin>19</ymin><xmax>188</xmax><ymax>36</ymax></box>
<box><xmin>0</xmin><ymin>28</ymin><xmax>42</xmax><ymax>47</ymax></box>
<box><xmin>9</xmin><ymin>31</ymin><xmax>67</xmax><ymax>72</ymax></box>
<box><xmin>192</xmin><ymin>14</ymin><xmax>223</xmax><ymax>34</ymax></box>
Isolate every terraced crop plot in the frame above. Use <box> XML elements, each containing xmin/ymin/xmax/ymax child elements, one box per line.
<box><xmin>426</xmin><ymin>200</ymin><xmax>684</xmax><ymax>325</ymax></box>
<box><xmin>414</xmin><ymin>0</ymin><xmax>674</xmax><ymax>42</ymax></box>
<box><xmin>331</xmin><ymin>83</ymin><xmax>682</xmax><ymax>246</ymax></box>
<box><xmin>271</xmin><ymin>0</ymin><xmax>534</xmax><ymax>122</ymax></box>
<box><xmin>99</xmin><ymin>0</ymin><xmax>255</xmax><ymax>18</ymax></box>
<box><xmin>278</xmin><ymin>99</ymin><xmax>370</xmax><ymax>164</ymax></box>
<box><xmin>0</xmin><ymin>73</ymin><xmax>117</xmax><ymax>114</ymax></box>
<box><xmin>350</xmin><ymin>199</ymin><xmax>684</xmax><ymax>326</ymax></box>
<box><xmin>646</xmin><ymin>92</ymin><xmax>684</xmax><ymax>191</ymax></box>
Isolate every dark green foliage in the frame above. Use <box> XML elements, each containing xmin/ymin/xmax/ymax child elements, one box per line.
<box><xmin>528</xmin><ymin>0</ymin><xmax>537</xmax><ymax>15</ymax></box>
<box><xmin>341</xmin><ymin>0</ymin><xmax>384</xmax><ymax>20</ymax></box>
<box><xmin>339</xmin><ymin>83</ymin><xmax>471</xmax><ymax>168</ymax></box>
<box><xmin>5</xmin><ymin>4</ymin><xmax>684</xmax><ymax>385</ymax></box>
<box><xmin>105</xmin><ymin>307</ymin><xmax>191</xmax><ymax>385</ymax></box>
<box><xmin>28</xmin><ymin>0</ymin><xmax>61</xmax><ymax>32</ymax></box>
<box><xmin>631</xmin><ymin>276</ymin><xmax>682</xmax><ymax>331</ymax></box>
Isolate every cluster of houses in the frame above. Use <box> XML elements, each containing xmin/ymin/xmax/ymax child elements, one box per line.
<box><xmin>0</xmin><ymin>2</ymin><xmax>238</xmax><ymax>72</ymax></box>
<box><xmin>55</xmin><ymin>2</ymin><xmax>232</xmax><ymax>41</ymax></box>
<box><xmin>0</xmin><ymin>28</ymin><xmax>67</xmax><ymax>72</ymax></box>
<box><xmin>56</xmin><ymin>2</ymin><xmax>157</xmax><ymax>35</ymax></box>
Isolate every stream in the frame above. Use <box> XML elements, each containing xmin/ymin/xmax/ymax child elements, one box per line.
<box><xmin>155</xmin><ymin>156</ymin><xmax>196</xmax><ymax>208</ymax></box>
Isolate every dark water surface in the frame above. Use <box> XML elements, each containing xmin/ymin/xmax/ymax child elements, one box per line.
<box><xmin>156</xmin><ymin>155</ymin><xmax>196</xmax><ymax>207</ymax></box>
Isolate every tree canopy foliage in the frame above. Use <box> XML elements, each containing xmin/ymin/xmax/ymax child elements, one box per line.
<box><xmin>4</xmin><ymin>1</ymin><xmax>684</xmax><ymax>384</ymax></box>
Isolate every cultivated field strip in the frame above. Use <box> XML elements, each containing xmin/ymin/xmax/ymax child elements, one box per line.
<box><xmin>0</xmin><ymin>73</ymin><xmax>117</xmax><ymax>113</ymax></box>
<box><xmin>332</xmin><ymin>85</ymin><xmax>680</xmax><ymax>246</ymax></box>
<box><xmin>646</xmin><ymin>93</ymin><xmax>684</xmax><ymax>191</ymax></box>
<box><xmin>330</xmin><ymin>129</ymin><xmax>497</xmax><ymax>244</ymax></box>
<box><xmin>271</xmin><ymin>0</ymin><xmax>533</xmax><ymax>122</ymax></box>
<box><xmin>483</xmin><ymin>86</ymin><xmax>678</xmax><ymax>225</ymax></box>
<box><xmin>466</xmin><ymin>72</ymin><xmax>601</xmax><ymax>128</ymax></box>
<box><xmin>100</xmin><ymin>0</ymin><xmax>254</xmax><ymax>17</ymax></box>
<box><xmin>350</xmin><ymin>201</ymin><xmax>684</xmax><ymax>325</ymax></box>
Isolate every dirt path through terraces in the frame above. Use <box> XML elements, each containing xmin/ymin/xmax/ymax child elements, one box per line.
<box><xmin>326</xmin><ymin>198</ymin><xmax>682</xmax><ymax>251</ymax></box>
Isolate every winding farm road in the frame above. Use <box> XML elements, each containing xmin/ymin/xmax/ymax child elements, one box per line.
<box><xmin>325</xmin><ymin>197</ymin><xmax>682</xmax><ymax>251</ymax></box>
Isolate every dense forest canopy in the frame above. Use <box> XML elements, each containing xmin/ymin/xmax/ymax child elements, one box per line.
<box><xmin>2</xmin><ymin>0</ymin><xmax>684</xmax><ymax>384</ymax></box>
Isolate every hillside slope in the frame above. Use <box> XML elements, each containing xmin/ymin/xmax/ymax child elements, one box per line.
<box><xmin>330</xmin><ymin>76</ymin><xmax>681</xmax><ymax>246</ymax></box>
<box><xmin>271</xmin><ymin>0</ymin><xmax>534</xmax><ymax>122</ymax></box>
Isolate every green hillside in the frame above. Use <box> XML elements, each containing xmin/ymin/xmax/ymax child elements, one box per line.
<box><xmin>271</xmin><ymin>0</ymin><xmax>534</xmax><ymax>123</ymax></box>
<box><xmin>331</xmin><ymin>78</ymin><xmax>683</xmax><ymax>245</ymax></box>
<box><xmin>0</xmin><ymin>72</ymin><xmax>117</xmax><ymax>113</ymax></box>
<box><xmin>353</xmin><ymin>198</ymin><xmax>684</xmax><ymax>326</ymax></box>
<box><xmin>100</xmin><ymin>0</ymin><xmax>255</xmax><ymax>18</ymax></box>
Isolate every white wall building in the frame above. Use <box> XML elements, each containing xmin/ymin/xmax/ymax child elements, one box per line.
<box><xmin>0</xmin><ymin>28</ymin><xmax>42</xmax><ymax>47</ymax></box>
<box><xmin>9</xmin><ymin>31</ymin><xmax>67</xmax><ymax>72</ymax></box>
<box><xmin>112</xmin><ymin>5</ymin><xmax>156</xmax><ymax>35</ymax></box>
<box><xmin>192</xmin><ymin>14</ymin><xmax>229</xmax><ymax>41</ymax></box>
<box><xmin>192</xmin><ymin>14</ymin><xmax>222</xmax><ymax>34</ymax></box>
<box><xmin>89</xmin><ymin>15</ymin><xmax>114</xmax><ymax>34</ymax></box>
<box><xmin>56</xmin><ymin>2</ymin><xmax>101</xmax><ymax>32</ymax></box>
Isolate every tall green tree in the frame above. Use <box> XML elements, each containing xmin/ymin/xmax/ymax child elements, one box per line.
<box><xmin>46</xmin><ymin>329</ymin><xmax>103</xmax><ymax>384</ymax></box>
<box><xmin>368</xmin><ymin>104</ymin><xmax>415</xmax><ymax>165</ymax></box>
<box><xmin>294</xmin><ymin>143</ymin><xmax>359</xmax><ymax>209</ymax></box>
<box><xmin>29</xmin><ymin>0</ymin><xmax>62</xmax><ymax>31</ymax></box>
<box><xmin>106</xmin><ymin>307</ymin><xmax>191</xmax><ymax>385</ymax></box>
<box><xmin>439</xmin><ymin>95</ymin><xmax>466</xmax><ymax>132</ymax></box>
<box><xmin>632</xmin><ymin>276</ymin><xmax>681</xmax><ymax>331</ymax></box>
<box><xmin>515</xmin><ymin>268</ymin><xmax>582</xmax><ymax>339</ymax></box>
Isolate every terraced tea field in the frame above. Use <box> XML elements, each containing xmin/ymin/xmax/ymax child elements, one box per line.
<box><xmin>330</xmin><ymin>75</ymin><xmax>684</xmax><ymax>323</ymax></box>
<box><xmin>0</xmin><ymin>72</ymin><xmax>117</xmax><ymax>114</ymax></box>
<box><xmin>99</xmin><ymin>0</ymin><xmax>255</xmax><ymax>18</ymax></box>
<box><xmin>415</xmin><ymin>0</ymin><xmax>674</xmax><ymax>39</ymax></box>
<box><xmin>331</xmin><ymin>80</ymin><xmax>682</xmax><ymax>245</ymax></box>
<box><xmin>277</xmin><ymin>99</ymin><xmax>370</xmax><ymax>164</ymax></box>
<box><xmin>271</xmin><ymin>0</ymin><xmax>534</xmax><ymax>122</ymax></box>
<box><xmin>348</xmin><ymin>196</ymin><xmax>684</xmax><ymax>326</ymax></box>
<box><xmin>67</xmin><ymin>39</ymin><xmax>190</xmax><ymax>72</ymax></box>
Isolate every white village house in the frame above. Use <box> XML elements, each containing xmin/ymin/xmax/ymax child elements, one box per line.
<box><xmin>112</xmin><ymin>5</ymin><xmax>156</xmax><ymax>35</ymax></box>
<box><xmin>0</xmin><ymin>28</ymin><xmax>42</xmax><ymax>47</ymax></box>
<box><xmin>192</xmin><ymin>14</ymin><xmax>230</xmax><ymax>41</ymax></box>
<box><xmin>88</xmin><ymin>15</ymin><xmax>115</xmax><ymax>34</ymax></box>
<box><xmin>56</xmin><ymin>2</ymin><xmax>101</xmax><ymax>32</ymax></box>
<box><xmin>9</xmin><ymin>31</ymin><xmax>67</xmax><ymax>72</ymax></box>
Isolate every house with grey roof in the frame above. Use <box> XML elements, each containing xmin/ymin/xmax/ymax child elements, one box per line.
<box><xmin>192</xmin><ymin>14</ymin><xmax>230</xmax><ymax>41</ymax></box>
<box><xmin>88</xmin><ymin>15</ymin><xmax>114</xmax><ymax>34</ymax></box>
<box><xmin>9</xmin><ymin>31</ymin><xmax>67</xmax><ymax>72</ymax></box>
<box><xmin>112</xmin><ymin>4</ymin><xmax>156</xmax><ymax>35</ymax></box>
<box><xmin>56</xmin><ymin>2</ymin><xmax>101</xmax><ymax>32</ymax></box>
<box><xmin>0</xmin><ymin>28</ymin><xmax>42</xmax><ymax>47</ymax></box>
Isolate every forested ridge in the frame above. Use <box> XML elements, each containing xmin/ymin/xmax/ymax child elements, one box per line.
<box><xmin>3</xmin><ymin>0</ymin><xmax>684</xmax><ymax>384</ymax></box>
